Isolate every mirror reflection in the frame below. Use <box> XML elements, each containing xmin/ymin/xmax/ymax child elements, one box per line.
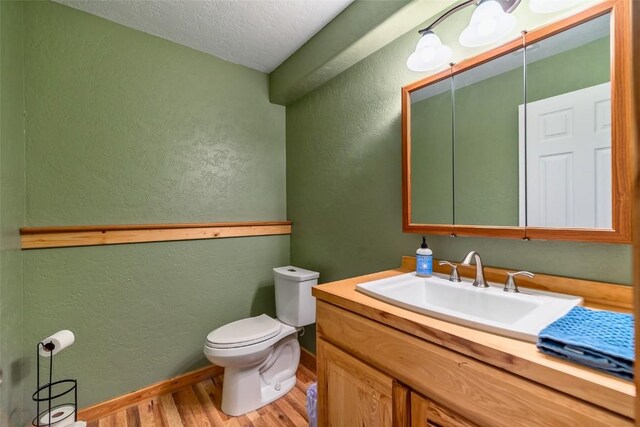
<box><xmin>524</xmin><ymin>13</ymin><xmax>611</xmax><ymax>228</ymax></box>
<box><xmin>410</xmin><ymin>78</ymin><xmax>453</xmax><ymax>224</ymax></box>
<box><xmin>453</xmin><ymin>48</ymin><xmax>524</xmax><ymax>226</ymax></box>
<box><xmin>408</xmin><ymin>12</ymin><xmax>612</xmax><ymax>231</ymax></box>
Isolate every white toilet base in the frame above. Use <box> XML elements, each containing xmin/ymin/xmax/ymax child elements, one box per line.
<box><xmin>220</xmin><ymin>336</ymin><xmax>300</xmax><ymax>416</ymax></box>
<box><xmin>260</xmin><ymin>374</ymin><xmax>296</xmax><ymax>406</ymax></box>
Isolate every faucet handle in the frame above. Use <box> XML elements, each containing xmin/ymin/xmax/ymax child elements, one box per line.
<box><xmin>503</xmin><ymin>271</ymin><xmax>534</xmax><ymax>293</ymax></box>
<box><xmin>438</xmin><ymin>261</ymin><xmax>462</xmax><ymax>283</ymax></box>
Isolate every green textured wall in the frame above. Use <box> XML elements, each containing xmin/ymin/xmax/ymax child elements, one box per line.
<box><xmin>21</xmin><ymin>1</ymin><xmax>287</xmax><ymax>410</ymax></box>
<box><xmin>287</xmin><ymin>6</ymin><xmax>630</xmax><ymax>353</ymax></box>
<box><xmin>0</xmin><ymin>1</ymin><xmax>26</xmax><ymax>425</ymax></box>
<box><xmin>23</xmin><ymin>237</ymin><xmax>288</xmax><ymax>409</ymax></box>
<box><xmin>25</xmin><ymin>2</ymin><xmax>285</xmax><ymax>225</ymax></box>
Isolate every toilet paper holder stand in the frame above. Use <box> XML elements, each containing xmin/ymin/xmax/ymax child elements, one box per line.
<box><xmin>32</xmin><ymin>340</ymin><xmax>78</xmax><ymax>427</ymax></box>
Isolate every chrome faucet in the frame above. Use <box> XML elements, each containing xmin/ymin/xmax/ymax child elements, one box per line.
<box><xmin>460</xmin><ymin>251</ymin><xmax>489</xmax><ymax>288</ymax></box>
<box><xmin>438</xmin><ymin>261</ymin><xmax>461</xmax><ymax>282</ymax></box>
<box><xmin>503</xmin><ymin>271</ymin><xmax>535</xmax><ymax>293</ymax></box>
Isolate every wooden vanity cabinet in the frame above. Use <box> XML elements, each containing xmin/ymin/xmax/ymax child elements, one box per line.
<box><xmin>316</xmin><ymin>301</ymin><xmax>633</xmax><ymax>427</ymax></box>
<box><xmin>317</xmin><ymin>336</ymin><xmax>476</xmax><ymax>427</ymax></box>
<box><xmin>410</xmin><ymin>393</ymin><xmax>477</xmax><ymax>427</ymax></box>
<box><xmin>317</xmin><ymin>339</ymin><xmax>393</xmax><ymax>426</ymax></box>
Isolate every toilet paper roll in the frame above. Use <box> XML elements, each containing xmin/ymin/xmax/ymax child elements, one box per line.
<box><xmin>38</xmin><ymin>330</ymin><xmax>75</xmax><ymax>357</ymax></box>
<box><xmin>38</xmin><ymin>404</ymin><xmax>76</xmax><ymax>427</ymax></box>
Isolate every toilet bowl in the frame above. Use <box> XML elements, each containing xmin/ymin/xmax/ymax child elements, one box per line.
<box><xmin>203</xmin><ymin>266</ymin><xmax>319</xmax><ymax>416</ymax></box>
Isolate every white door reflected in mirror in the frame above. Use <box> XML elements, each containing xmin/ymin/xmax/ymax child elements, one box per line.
<box><xmin>519</xmin><ymin>82</ymin><xmax>612</xmax><ymax>228</ymax></box>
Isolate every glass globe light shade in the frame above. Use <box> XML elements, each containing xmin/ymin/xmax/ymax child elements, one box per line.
<box><xmin>459</xmin><ymin>0</ymin><xmax>517</xmax><ymax>48</ymax></box>
<box><xmin>407</xmin><ymin>32</ymin><xmax>452</xmax><ymax>72</ymax></box>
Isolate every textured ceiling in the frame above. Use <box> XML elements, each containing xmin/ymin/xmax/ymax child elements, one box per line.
<box><xmin>54</xmin><ymin>0</ymin><xmax>354</xmax><ymax>73</ymax></box>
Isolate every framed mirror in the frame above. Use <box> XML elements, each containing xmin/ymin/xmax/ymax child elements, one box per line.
<box><xmin>402</xmin><ymin>0</ymin><xmax>632</xmax><ymax>243</ymax></box>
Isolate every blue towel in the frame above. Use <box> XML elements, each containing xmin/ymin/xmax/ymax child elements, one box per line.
<box><xmin>537</xmin><ymin>306</ymin><xmax>634</xmax><ymax>380</ymax></box>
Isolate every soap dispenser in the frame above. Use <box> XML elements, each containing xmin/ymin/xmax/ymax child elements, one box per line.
<box><xmin>416</xmin><ymin>237</ymin><xmax>433</xmax><ymax>277</ymax></box>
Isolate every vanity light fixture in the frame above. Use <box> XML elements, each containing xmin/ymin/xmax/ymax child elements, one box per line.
<box><xmin>408</xmin><ymin>0</ymin><xmax>523</xmax><ymax>71</ymax></box>
<box><xmin>406</xmin><ymin>31</ymin><xmax>452</xmax><ymax>71</ymax></box>
<box><xmin>458</xmin><ymin>0</ymin><xmax>518</xmax><ymax>47</ymax></box>
<box><xmin>407</xmin><ymin>0</ymin><xmax>585</xmax><ymax>70</ymax></box>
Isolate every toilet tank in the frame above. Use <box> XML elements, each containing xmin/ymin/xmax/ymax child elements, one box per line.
<box><xmin>273</xmin><ymin>266</ymin><xmax>319</xmax><ymax>327</ymax></box>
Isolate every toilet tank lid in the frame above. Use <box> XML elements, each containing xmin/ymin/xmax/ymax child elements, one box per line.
<box><xmin>273</xmin><ymin>266</ymin><xmax>319</xmax><ymax>282</ymax></box>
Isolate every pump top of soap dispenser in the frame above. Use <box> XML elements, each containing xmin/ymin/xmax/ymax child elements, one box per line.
<box><xmin>421</xmin><ymin>237</ymin><xmax>428</xmax><ymax>249</ymax></box>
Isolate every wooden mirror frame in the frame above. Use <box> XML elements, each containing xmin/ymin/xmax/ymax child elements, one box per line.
<box><xmin>402</xmin><ymin>0</ymin><xmax>633</xmax><ymax>243</ymax></box>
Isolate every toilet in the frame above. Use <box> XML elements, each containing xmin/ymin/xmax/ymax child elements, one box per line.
<box><xmin>203</xmin><ymin>266</ymin><xmax>319</xmax><ymax>416</ymax></box>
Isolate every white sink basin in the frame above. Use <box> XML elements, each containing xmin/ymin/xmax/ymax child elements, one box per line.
<box><xmin>356</xmin><ymin>272</ymin><xmax>582</xmax><ymax>342</ymax></box>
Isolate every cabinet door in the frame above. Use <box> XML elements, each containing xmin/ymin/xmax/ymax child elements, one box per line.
<box><xmin>317</xmin><ymin>338</ymin><xmax>396</xmax><ymax>426</ymax></box>
<box><xmin>411</xmin><ymin>392</ymin><xmax>477</xmax><ymax>427</ymax></box>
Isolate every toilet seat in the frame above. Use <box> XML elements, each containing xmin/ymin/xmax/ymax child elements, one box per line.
<box><xmin>206</xmin><ymin>314</ymin><xmax>283</xmax><ymax>349</ymax></box>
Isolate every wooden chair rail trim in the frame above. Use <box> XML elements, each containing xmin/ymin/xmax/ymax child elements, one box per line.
<box><xmin>20</xmin><ymin>221</ymin><xmax>292</xmax><ymax>249</ymax></box>
<box><xmin>402</xmin><ymin>256</ymin><xmax>632</xmax><ymax>311</ymax></box>
<box><xmin>20</xmin><ymin>221</ymin><xmax>292</xmax><ymax>234</ymax></box>
<box><xmin>77</xmin><ymin>348</ymin><xmax>317</xmax><ymax>422</ymax></box>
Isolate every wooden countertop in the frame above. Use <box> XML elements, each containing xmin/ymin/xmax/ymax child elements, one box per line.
<box><xmin>312</xmin><ymin>259</ymin><xmax>635</xmax><ymax>419</ymax></box>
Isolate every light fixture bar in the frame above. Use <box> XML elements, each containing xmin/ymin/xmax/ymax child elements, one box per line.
<box><xmin>418</xmin><ymin>0</ymin><xmax>522</xmax><ymax>35</ymax></box>
<box><xmin>408</xmin><ymin>0</ymin><xmax>524</xmax><ymax>71</ymax></box>
<box><xmin>418</xmin><ymin>0</ymin><xmax>476</xmax><ymax>35</ymax></box>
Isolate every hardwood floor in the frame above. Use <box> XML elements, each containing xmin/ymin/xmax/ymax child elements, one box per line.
<box><xmin>86</xmin><ymin>365</ymin><xmax>316</xmax><ymax>427</ymax></box>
